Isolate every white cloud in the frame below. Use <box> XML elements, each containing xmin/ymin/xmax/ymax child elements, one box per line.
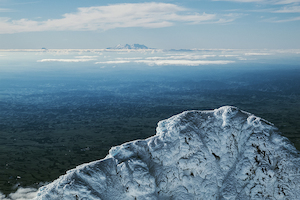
<box><xmin>134</xmin><ymin>59</ymin><xmax>234</xmax><ymax>66</ymax></box>
<box><xmin>0</xmin><ymin>3</ymin><xmax>239</xmax><ymax>34</ymax></box>
<box><xmin>273</xmin><ymin>5</ymin><xmax>300</xmax><ymax>12</ymax></box>
<box><xmin>274</xmin><ymin>0</ymin><xmax>300</xmax><ymax>4</ymax></box>
<box><xmin>219</xmin><ymin>54</ymin><xmax>239</xmax><ymax>57</ymax></box>
<box><xmin>145</xmin><ymin>54</ymin><xmax>216</xmax><ymax>60</ymax></box>
<box><xmin>244</xmin><ymin>52</ymin><xmax>272</xmax><ymax>55</ymax></box>
<box><xmin>95</xmin><ymin>60</ymin><xmax>131</xmax><ymax>64</ymax></box>
<box><xmin>92</xmin><ymin>48</ymin><xmax>300</xmax><ymax>66</ymax></box>
<box><xmin>37</xmin><ymin>58</ymin><xmax>96</xmax><ymax>62</ymax></box>
<box><xmin>74</xmin><ymin>56</ymin><xmax>98</xmax><ymax>59</ymax></box>
<box><xmin>115</xmin><ymin>57</ymin><xmax>143</xmax><ymax>60</ymax></box>
<box><xmin>97</xmin><ymin>59</ymin><xmax>234</xmax><ymax>66</ymax></box>
<box><xmin>0</xmin><ymin>188</ymin><xmax>38</xmax><ymax>200</ymax></box>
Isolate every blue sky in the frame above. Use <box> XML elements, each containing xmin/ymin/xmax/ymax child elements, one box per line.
<box><xmin>0</xmin><ymin>0</ymin><xmax>299</xmax><ymax>49</ymax></box>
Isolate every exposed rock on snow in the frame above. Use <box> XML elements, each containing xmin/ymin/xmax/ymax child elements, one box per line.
<box><xmin>35</xmin><ymin>106</ymin><xmax>300</xmax><ymax>200</ymax></box>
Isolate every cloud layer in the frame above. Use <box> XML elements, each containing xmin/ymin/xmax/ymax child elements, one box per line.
<box><xmin>0</xmin><ymin>3</ymin><xmax>239</xmax><ymax>34</ymax></box>
<box><xmin>96</xmin><ymin>59</ymin><xmax>234</xmax><ymax>66</ymax></box>
<box><xmin>30</xmin><ymin>48</ymin><xmax>300</xmax><ymax>67</ymax></box>
<box><xmin>274</xmin><ymin>5</ymin><xmax>300</xmax><ymax>13</ymax></box>
<box><xmin>215</xmin><ymin>0</ymin><xmax>300</xmax><ymax>22</ymax></box>
<box><xmin>37</xmin><ymin>58</ymin><xmax>96</xmax><ymax>63</ymax></box>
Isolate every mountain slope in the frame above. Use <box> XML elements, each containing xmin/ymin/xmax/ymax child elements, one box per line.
<box><xmin>35</xmin><ymin>106</ymin><xmax>300</xmax><ymax>200</ymax></box>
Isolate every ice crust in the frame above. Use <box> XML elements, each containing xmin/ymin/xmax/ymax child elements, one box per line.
<box><xmin>35</xmin><ymin>106</ymin><xmax>300</xmax><ymax>200</ymax></box>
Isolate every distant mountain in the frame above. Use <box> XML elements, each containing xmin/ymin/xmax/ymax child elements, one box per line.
<box><xmin>107</xmin><ymin>44</ymin><xmax>149</xmax><ymax>49</ymax></box>
<box><xmin>35</xmin><ymin>106</ymin><xmax>300</xmax><ymax>199</ymax></box>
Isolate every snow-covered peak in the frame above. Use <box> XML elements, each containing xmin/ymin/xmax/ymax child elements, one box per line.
<box><xmin>35</xmin><ymin>106</ymin><xmax>300</xmax><ymax>199</ymax></box>
<box><xmin>108</xmin><ymin>44</ymin><xmax>149</xmax><ymax>49</ymax></box>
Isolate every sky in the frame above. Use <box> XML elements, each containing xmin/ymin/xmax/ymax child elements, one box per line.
<box><xmin>0</xmin><ymin>0</ymin><xmax>300</xmax><ymax>49</ymax></box>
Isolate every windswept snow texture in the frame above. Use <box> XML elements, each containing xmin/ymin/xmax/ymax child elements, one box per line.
<box><xmin>35</xmin><ymin>106</ymin><xmax>300</xmax><ymax>200</ymax></box>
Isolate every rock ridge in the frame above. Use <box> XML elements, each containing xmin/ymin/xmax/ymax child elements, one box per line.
<box><xmin>35</xmin><ymin>106</ymin><xmax>300</xmax><ymax>200</ymax></box>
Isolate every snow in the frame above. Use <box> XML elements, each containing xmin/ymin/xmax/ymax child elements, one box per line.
<box><xmin>107</xmin><ymin>44</ymin><xmax>149</xmax><ymax>49</ymax></box>
<box><xmin>34</xmin><ymin>106</ymin><xmax>300</xmax><ymax>199</ymax></box>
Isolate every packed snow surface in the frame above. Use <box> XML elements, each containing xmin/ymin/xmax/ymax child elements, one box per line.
<box><xmin>35</xmin><ymin>106</ymin><xmax>300</xmax><ymax>200</ymax></box>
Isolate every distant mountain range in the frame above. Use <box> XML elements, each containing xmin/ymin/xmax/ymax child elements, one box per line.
<box><xmin>107</xmin><ymin>44</ymin><xmax>149</xmax><ymax>49</ymax></box>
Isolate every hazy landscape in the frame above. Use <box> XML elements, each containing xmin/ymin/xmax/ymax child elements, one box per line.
<box><xmin>0</xmin><ymin>49</ymin><xmax>299</xmax><ymax>195</ymax></box>
<box><xmin>1</xmin><ymin>0</ymin><xmax>300</xmax><ymax>198</ymax></box>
